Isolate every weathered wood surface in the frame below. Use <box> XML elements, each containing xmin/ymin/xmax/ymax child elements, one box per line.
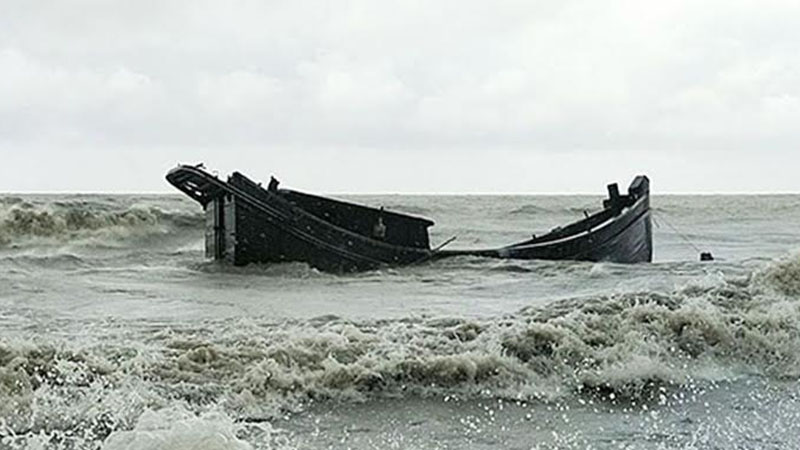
<box><xmin>167</xmin><ymin>165</ymin><xmax>653</xmax><ymax>272</ymax></box>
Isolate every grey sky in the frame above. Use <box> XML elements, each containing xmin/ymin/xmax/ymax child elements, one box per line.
<box><xmin>1</xmin><ymin>0</ymin><xmax>798</xmax><ymax>193</ymax></box>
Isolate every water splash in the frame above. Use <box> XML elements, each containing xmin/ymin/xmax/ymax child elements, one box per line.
<box><xmin>0</xmin><ymin>198</ymin><xmax>202</xmax><ymax>248</ymax></box>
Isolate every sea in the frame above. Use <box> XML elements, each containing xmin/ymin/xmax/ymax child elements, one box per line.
<box><xmin>1</xmin><ymin>192</ymin><xmax>800</xmax><ymax>450</ymax></box>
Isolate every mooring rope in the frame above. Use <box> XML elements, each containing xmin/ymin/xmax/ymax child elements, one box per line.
<box><xmin>653</xmin><ymin>211</ymin><xmax>703</xmax><ymax>254</ymax></box>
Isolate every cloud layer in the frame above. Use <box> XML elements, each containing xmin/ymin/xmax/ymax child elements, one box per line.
<box><xmin>1</xmin><ymin>0</ymin><xmax>798</xmax><ymax>192</ymax></box>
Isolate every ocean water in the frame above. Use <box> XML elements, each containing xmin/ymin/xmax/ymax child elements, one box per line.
<box><xmin>1</xmin><ymin>192</ymin><xmax>800</xmax><ymax>450</ymax></box>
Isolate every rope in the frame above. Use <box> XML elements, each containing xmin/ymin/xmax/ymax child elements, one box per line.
<box><xmin>653</xmin><ymin>211</ymin><xmax>703</xmax><ymax>254</ymax></box>
<box><xmin>409</xmin><ymin>236</ymin><xmax>458</xmax><ymax>266</ymax></box>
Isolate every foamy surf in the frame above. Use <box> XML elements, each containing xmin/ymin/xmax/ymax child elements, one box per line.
<box><xmin>2</xmin><ymin>193</ymin><xmax>800</xmax><ymax>449</ymax></box>
<box><xmin>100</xmin><ymin>407</ymin><xmax>273</xmax><ymax>450</ymax></box>
<box><xmin>0</xmin><ymin>196</ymin><xmax>202</xmax><ymax>249</ymax></box>
<box><xmin>3</xmin><ymin>257</ymin><xmax>800</xmax><ymax>447</ymax></box>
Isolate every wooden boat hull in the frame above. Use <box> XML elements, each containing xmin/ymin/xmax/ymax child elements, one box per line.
<box><xmin>166</xmin><ymin>165</ymin><xmax>652</xmax><ymax>272</ymax></box>
<box><xmin>439</xmin><ymin>178</ymin><xmax>652</xmax><ymax>263</ymax></box>
<box><xmin>167</xmin><ymin>166</ymin><xmax>433</xmax><ymax>272</ymax></box>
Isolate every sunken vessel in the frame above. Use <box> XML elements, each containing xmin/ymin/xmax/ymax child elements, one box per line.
<box><xmin>166</xmin><ymin>164</ymin><xmax>652</xmax><ymax>272</ymax></box>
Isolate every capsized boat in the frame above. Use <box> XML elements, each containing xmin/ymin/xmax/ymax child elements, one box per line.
<box><xmin>166</xmin><ymin>164</ymin><xmax>652</xmax><ymax>272</ymax></box>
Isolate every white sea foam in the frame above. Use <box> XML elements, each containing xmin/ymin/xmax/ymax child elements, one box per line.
<box><xmin>757</xmin><ymin>253</ymin><xmax>800</xmax><ymax>296</ymax></box>
<box><xmin>101</xmin><ymin>407</ymin><xmax>255</xmax><ymax>450</ymax></box>
<box><xmin>0</xmin><ymin>198</ymin><xmax>202</xmax><ymax>249</ymax></box>
<box><xmin>3</xmin><ymin>257</ymin><xmax>800</xmax><ymax>447</ymax></box>
<box><xmin>2</xmin><ymin>194</ymin><xmax>800</xmax><ymax>448</ymax></box>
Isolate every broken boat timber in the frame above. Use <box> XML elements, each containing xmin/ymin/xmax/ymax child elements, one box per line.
<box><xmin>166</xmin><ymin>164</ymin><xmax>652</xmax><ymax>272</ymax></box>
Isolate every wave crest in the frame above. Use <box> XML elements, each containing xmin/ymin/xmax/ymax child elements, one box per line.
<box><xmin>3</xmin><ymin>259</ymin><xmax>800</xmax><ymax>445</ymax></box>
<box><xmin>113</xmin><ymin>280</ymin><xmax>800</xmax><ymax>415</ymax></box>
<box><xmin>0</xmin><ymin>200</ymin><xmax>203</xmax><ymax>247</ymax></box>
<box><xmin>758</xmin><ymin>255</ymin><xmax>800</xmax><ymax>296</ymax></box>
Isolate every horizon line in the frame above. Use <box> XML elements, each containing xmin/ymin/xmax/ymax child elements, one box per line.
<box><xmin>2</xmin><ymin>190</ymin><xmax>800</xmax><ymax>196</ymax></box>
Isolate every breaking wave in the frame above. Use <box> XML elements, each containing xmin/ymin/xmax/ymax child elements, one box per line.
<box><xmin>0</xmin><ymin>199</ymin><xmax>203</xmax><ymax>248</ymax></box>
<box><xmin>2</xmin><ymin>256</ymin><xmax>800</xmax><ymax>448</ymax></box>
<box><xmin>758</xmin><ymin>254</ymin><xmax>800</xmax><ymax>296</ymax></box>
<box><xmin>101</xmin><ymin>406</ymin><xmax>280</xmax><ymax>450</ymax></box>
<box><xmin>190</xmin><ymin>260</ymin><xmax>328</xmax><ymax>279</ymax></box>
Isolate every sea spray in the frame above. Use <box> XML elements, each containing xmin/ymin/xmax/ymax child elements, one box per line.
<box><xmin>101</xmin><ymin>407</ymin><xmax>255</xmax><ymax>450</ymax></box>
<box><xmin>0</xmin><ymin>198</ymin><xmax>202</xmax><ymax>248</ymax></box>
<box><xmin>757</xmin><ymin>254</ymin><xmax>800</xmax><ymax>296</ymax></box>
<box><xmin>3</xmin><ymin>193</ymin><xmax>800</xmax><ymax>449</ymax></box>
<box><xmin>4</xmin><ymin>258</ymin><xmax>800</xmax><ymax>440</ymax></box>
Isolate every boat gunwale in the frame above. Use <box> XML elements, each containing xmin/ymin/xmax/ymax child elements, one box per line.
<box><xmin>437</xmin><ymin>195</ymin><xmax>649</xmax><ymax>258</ymax></box>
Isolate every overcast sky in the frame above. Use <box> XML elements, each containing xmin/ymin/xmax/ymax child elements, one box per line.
<box><xmin>1</xmin><ymin>0</ymin><xmax>798</xmax><ymax>193</ymax></box>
